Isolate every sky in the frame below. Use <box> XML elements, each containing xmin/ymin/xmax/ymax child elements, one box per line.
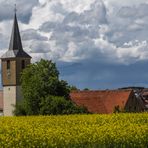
<box><xmin>1</xmin><ymin>0</ymin><xmax>148</xmax><ymax>89</ymax></box>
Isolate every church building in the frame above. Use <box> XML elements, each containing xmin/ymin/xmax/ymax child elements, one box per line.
<box><xmin>1</xmin><ymin>11</ymin><xmax>31</xmax><ymax>116</ymax></box>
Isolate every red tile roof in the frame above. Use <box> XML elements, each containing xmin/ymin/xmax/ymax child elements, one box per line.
<box><xmin>0</xmin><ymin>90</ymin><xmax>3</xmax><ymax>111</ymax></box>
<box><xmin>70</xmin><ymin>89</ymin><xmax>133</xmax><ymax>114</ymax></box>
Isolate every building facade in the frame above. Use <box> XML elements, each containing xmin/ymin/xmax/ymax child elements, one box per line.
<box><xmin>1</xmin><ymin>12</ymin><xmax>31</xmax><ymax>116</ymax></box>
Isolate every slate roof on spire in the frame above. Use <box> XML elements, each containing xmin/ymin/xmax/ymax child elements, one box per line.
<box><xmin>1</xmin><ymin>11</ymin><xmax>31</xmax><ymax>59</ymax></box>
<box><xmin>9</xmin><ymin>12</ymin><xmax>23</xmax><ymax>51</ymax></box>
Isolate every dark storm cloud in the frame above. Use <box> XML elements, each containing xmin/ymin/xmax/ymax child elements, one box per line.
<box><xmin>0</xmin><ymin>0</ymin><xmax>39</xmax><ymax>23</ymax></box>
<box><xmin>58</xmin><ymin>60</ymin><xmax>148</xmax><ymax>89</ymax></box>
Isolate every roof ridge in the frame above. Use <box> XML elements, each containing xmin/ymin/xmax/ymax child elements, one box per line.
<box><xmin>71</xmin><ymin>89</ymin><xmax>133</xmax><ymax>93</ymax></box>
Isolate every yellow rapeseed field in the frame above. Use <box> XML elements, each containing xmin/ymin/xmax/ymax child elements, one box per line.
<box><xmin>0</xmin><ymin>113</ymin><xmax>147</xmax><ymax>148</ymax></box>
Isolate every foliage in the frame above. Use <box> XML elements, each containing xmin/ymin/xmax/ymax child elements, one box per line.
<box><xmin>113</xmin><ymin>105</ymin><xmax>121</xmax><ymax>113</ymax></box>
<box><xmin>13</xmin><ymin>101</ymin><xmax>26</xmax><ymax>116</ymax></box>
<box><xmin>0</xmin><ymin>113</ymin><xmax>147</xmax><ymax>147</ymax></box>
<box><xmin>39</xmin><ymin>95</ymin><xmax>88</xmax><ymax>115</ymax></box>
<box><xmin>113</xmin><ymin>105</ymin><xmax>125</xmax><ymax>113</ymax></box>
<box><xmin>14</xmin><ymin>59</ymin><xmax>87</xmax><ymax>115</ymax></box>
<box><xmin>83</xmin><ymin>88</ymin><xmax>90</xmax><ymax>91</ymax></box>
<box><xmin>69</xmin><ymin>85</ymin><xmax>79</xmax><ymax>91</ymax></box>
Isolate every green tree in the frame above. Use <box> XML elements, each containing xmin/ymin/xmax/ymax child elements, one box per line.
<box><xmin>83</xmin><ymin>88</ymin><xmax>89</xmax><ymax>91</ymax></box>
<box><xmin>14</xmin><ymin>59</ymin><xmax>87</xmax><ymax>115</ymax></box>
<box><xmin>39</xmin><ymin>96</ymin><xmax>88</xmax><ymax>115</ymax></box>
<box><xmin>69</xmin><ymin>85</ymin><xmax>79</xmax><ymax>91</ymax></box>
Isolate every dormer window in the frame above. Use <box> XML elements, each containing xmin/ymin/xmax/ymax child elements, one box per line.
<box><xmin>7</xmin><ymin>60</ymin><xmax>10</xmax><ymax>70</ymax></box>
<box><xmin>22</xmin><ymin>60</ymin><xmax>25</xmax><ymax>69</ymax></box>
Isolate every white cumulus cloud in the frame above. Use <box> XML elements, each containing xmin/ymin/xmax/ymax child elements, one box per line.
<box><xmin>0</xmin><ymin>0</ymin><xmax>148</xmax><ymax>65</ymax></box>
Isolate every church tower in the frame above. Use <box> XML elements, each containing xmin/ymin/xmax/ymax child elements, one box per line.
<box><xmin>1</xmin><ymin>10</ymin><xmax>31</xmax><ymax>116</ymax></box>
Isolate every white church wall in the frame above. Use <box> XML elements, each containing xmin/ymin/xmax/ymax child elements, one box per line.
<box><xmin>3</xmin><ymin>86</ymin><xmax>22</xmax><ymax>116</ymax></box>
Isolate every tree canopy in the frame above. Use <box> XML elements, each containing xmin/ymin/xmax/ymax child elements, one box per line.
<box><xmin>14</xmin><ymin>59</ymin><xmax>87</xmax><ymax>115</ymax></box>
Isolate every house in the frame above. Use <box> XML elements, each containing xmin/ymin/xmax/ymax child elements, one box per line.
<box><xmin>70</xmin><ymin>89</ymin><xmax>145</xmax><ymax>114</ymax></box>
<box><xmin>0</xmin><ymin>88</ymin><xmax>145</xmax><ymax>115</ymax></box>
<box><xmin>141</xmin><ymin>89</ymin><xmax>148</xmax><ymax>111</ymax></box>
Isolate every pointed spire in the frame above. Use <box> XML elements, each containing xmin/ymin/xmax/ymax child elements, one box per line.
<box><xmin>1</xmin><ymin>4</ymin><xmax>31</xmax><ymax>59</ymax></box>
<box><xmin>14</xmin><ymin>4</ymin><xmax>17</xmax><ymax>14</ymax></box>
<box><xmin>9</xmin><ymin>5</ymin><xmax>23</xmax><ymax>51</ymax></box>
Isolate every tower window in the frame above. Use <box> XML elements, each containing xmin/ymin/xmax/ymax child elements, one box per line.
<box><xmin>22</xmin><ymin>60</ymin><xmax>25</xmax><ymax>69</ymax></box>
<box><xmin>7</xmin><ymin>60</ymin><xmax>10</xmax><ymax>70</ymax></box>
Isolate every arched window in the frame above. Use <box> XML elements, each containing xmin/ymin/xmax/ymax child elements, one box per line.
<box><xmin>22</xmin><ymin>60</ymin><xmax>25</xmax><ymax>69</ymax></box>
<box><xmin>7</xmin><ymin>60</ymin><xmax>10</xmax><ymax>70</ymax></box>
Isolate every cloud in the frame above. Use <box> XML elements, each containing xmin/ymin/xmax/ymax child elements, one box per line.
<box><xmin>0</xmin><ymin>0</ymin><xmax>148</xmax><ymax>65</ymax></box>
<box><xmin>104</xmin><ymin>0</ymin><xmax>148</xmax><ymax>8</ymax></box>
<box><xmin>63</xmin><ymin>1</ymin><xmax>107</xmax><ymax>25</ymax></box>
<box><xmin>1</xmin><ymin>0</ymin><xmax>148</xmax><ymax>89</ymax></box>
<box><xmin>34</xmin><ymin>0</ymin><xmax>109</xmax><ymax>62</ymax></box>
<box><xmin>22</xmin><ymin>29</ymin><xmax>48</xmax><ymax>41</ymax></box>
<box><xmin>0</xmin><ymin>0</ymin><xmax>38</xmax><ymax>23</ymax></box>
<box><xmin>107</xmin><ymin>3</ymin><xmax>148</xmax><ymax>44</ymax></box>
<box><xmin>58</xmin><ymin>60</ymin><xmax>148</xmax><ymax>89</ymax></box>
